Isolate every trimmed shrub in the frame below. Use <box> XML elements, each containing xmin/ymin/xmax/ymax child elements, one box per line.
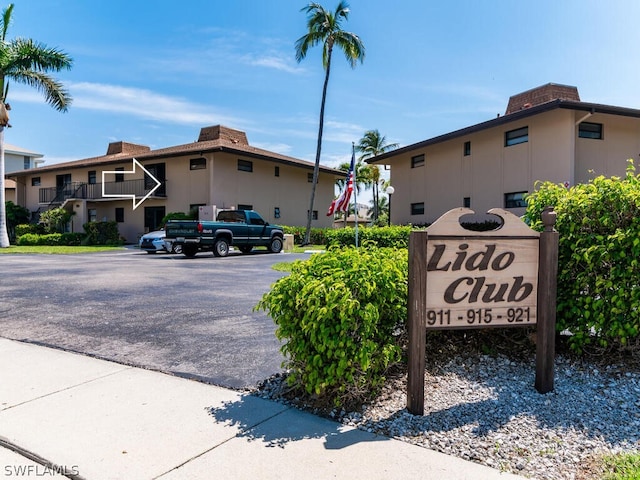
<box><xmin>525</xmin><ymin>161</ymin><xmax>640</xmax><ymax>353</ymax></box>
<box><xmin>325</xmin><ymin>225</ymin><xmax>413</xmax><ymax>248</ymax></box>
<box><xmin>82</xmin><ymin>221</ymin><xmax>121</xmax><ymax>245</ymax></box>
<box><xmin>256</xmin><ymin>246</ymin><xmax>408</xmax><ymax>408</ymax></box>
<box><xmin>15</xmin><ymin>232</ymin><xmax>84</xmax><ymax>246</ymax></box>
<box><xmin>60</xmin><ymin>232</ymin><xmax>84</xmax><ymax>246</ymax></box>
<box><xmin>282</xmin><ymin>226</ymin><xmax>328</xmax><ymax>245</ymax></box>
<box><xmin>15</xmin><ymin>223</ymin><xmax>44</xmax><ymax>237</ymax></box>
<box><xmin>17</xmin><ymin>233</ymin><xmax>62</xmax><ymax>246</ymax></box>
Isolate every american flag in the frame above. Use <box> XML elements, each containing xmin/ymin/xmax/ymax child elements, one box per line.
<box><xmin>327</xmin><ymin>151</ymin><xmax>355</xmax><ymax>216</ymax></box>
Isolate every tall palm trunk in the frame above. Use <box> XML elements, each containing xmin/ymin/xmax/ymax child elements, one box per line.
<box><xmin>0</xmin><ymin>126</ymin><xmax>9</xmax><ymax>247</ymax></box>
<box><xmin>303</xmin><ymin>42</ymin><xmax>333</xmax><ymax>245</ymax></box>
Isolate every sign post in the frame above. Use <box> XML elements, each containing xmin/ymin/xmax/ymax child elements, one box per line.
<box><xmin>407</xmin><ymin>207</ymin><xmax>558</xmax><ymax>415</ymax></box>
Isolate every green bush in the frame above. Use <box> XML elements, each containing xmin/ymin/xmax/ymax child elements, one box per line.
<box><xmin>161</xmin><ymin>211</ymin><xmax>195</xmax><ymax>226</ymax></box>
<box><xmin>256</xmin><ymin>246</ymin><xmax>408</xmax><ymax>408</ymax></box>
<box><xmin>5</xmin><ymin>201</ymin><xmax>31</xmax><ymax>243</ymax></box>
<box><xmin>282</xmin><ymin>226</ymin><xmax>328</xmax><ymax>245</ymax></box>
<box><xmin>17</xmin><ymin>233</ymin><xmax>62</xmax><ymax>246</ymax></box>
<box><xmin>325</xmin><ymin>225</ymin><xmax>413</xmax><ymax>248</ymax></box>
<box><xmin>525</xmin><ymin>161</ymin><xmax>640</xmax><ymax>353</ymax></box>
<box><xmin>60</xmin><ymin>232</ymin><xmax>84</xmax><ymax>246</ymax></box>
<box><xmin>15</xmin><ymin>232</ymin><xmax>84</xmax><ymax>246</ymax></box>
<box><xmin>15</xmin><ymin>223</ymin><xmax>44</xmax><ymax>237</ymax></box>
<box><xmin>82</xmin><ymin>221</ymin><xmax>121</xmax><ymax>245</ymax></box>
<box><xmin>39</xmin><ymin>207</ymin><xmax>74</xmax><ymax>234</ymax></box>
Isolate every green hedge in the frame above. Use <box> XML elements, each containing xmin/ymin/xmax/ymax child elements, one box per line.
<box><xmin>325</xmin><ymin>226</ymin><xmax>413</xmax><ymax>248</ymax></box>
<box><xmin>525</xmin><ymin>161</ymin><xmax>640</xmax><ymax>352</ymax></box>
<box><xmin>256</xmin><ymin>246</ymin><xmax>408</xmax><ymax>408</ymax></box>
<box><xmin>282</xmin><ymin>226</ymin><xmax>328</xmax><ymax>245</ymax></box>
<box><xmin>16</xmin><ymin>232</ymin><xmax>84</xmax><ymax>246</ymax></box>
<box><xmin>15</xmin><ymin>223</ymin><xmax>45</xmax><ymax>237</ymax></box>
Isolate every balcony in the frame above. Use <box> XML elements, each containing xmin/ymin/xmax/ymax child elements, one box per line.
<box><xmin>39</xmin><ymin>180</ymin><xmax>167</xmax><ymax>205</ymax></box>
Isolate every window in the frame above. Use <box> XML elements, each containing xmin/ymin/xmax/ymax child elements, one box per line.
<box><xmin>463</xmin><ymin>197</ymin><xmax>471</xmax><ymax>208</ymax></box>
<box><xmin>411</xmin><ymin>154</ymin><xmax>425</xmax><ymax>168</ymax></box>
<box><xmin>274</xmin><ymin>166</ymin><xmax>280</xmax><ymax>177</ymax></box>
<box><xmin>237</xmin><ymin>204</ymin><xmax>253</xmax><ymax>211</ymax></box>
<box><xmin>274</xmin><ymin>207</ymin><xmax>281</xmax><ymax>219</ymax></box>
<box><xmin>578</xmin><ymin>122</ymin><xmax>603</xmax><ymax>139</ymax></box>
<box><xmin>248</xmin><ymin>211</ymin><xmax>265</xmax><ymax>225</ymax></box>
<box><xmin>88</xmin><ymin>171</ymin><xmax>96</xmax><ymax>184</ymax></box>
<box><xmin>190</xmin><ymin>157</ymin><xmax>206</xmax><ymax>170</ymax></box>
<box><xmin>505</xmin><ymin>127</ymin><xmax>528</xmax><ymax>146</ymax></box>
<box><xmin>115</xmin><ymin>207</ymin><xmax>124</xmax><ymax>223</ymax></box>
<box><xmin>238</xmin><ymin>159</ymin><xmax>253</xmax><ymax>172</ymax></box>
<box><xmin>115</xmin><ymin>167</ymin><xmax>125</xmax><ymax>183</ymax></box>
<box><xmin>88</xmin><ymin>208</ymin><xmax>97</xmax><ymax>223</ymax></box>
<box><xmin>307</xmin><ymin>173</ymin><xmax>314</xmax><ymax>183</ymax></box>
<box><xmin>308</xmin><ymin>210</ymin><xmax>318</xmax><ymax>220</ymax></box>
<box><xmin>31</xmin><ymin>177</ymin><xmax>41</xmax><ymax>186</ymax></box>
<box><xmin>24</xmin><ymin>156</ymin><xmax>30</xmax><ymax>169</ymax></box>
<box><xmin>504</xmin><ymin>192</ymin><xmax>527</xmax><ymax>208</ymax></box>
<box><xmin>463</xmin><ymin>141</ymin><xmax>471</xmax><ymax>156</ymax></box>
<box><xmin>411</xmin><ymin>202</ymin><xmax>425</xmax><ymax>215</ymax></box>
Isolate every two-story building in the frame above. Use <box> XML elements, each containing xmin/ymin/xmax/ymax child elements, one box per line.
<box><xmin>4</xmin><ymin>143</ymin><xmax>44</xmax><ymax>203</ymax></box>
<box><xmin>8</xmin><ymin>125</ymin><xmax>342</xmax><ymax>242</ymax></box>
<box><xmin>368</xmin><ymin>83</ymin><xmax>640</xmax><ymax>224</ymax></box>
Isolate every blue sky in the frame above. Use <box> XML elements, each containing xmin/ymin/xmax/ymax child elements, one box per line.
<box><xmin>6</xmin><ymin>0</ymin><xmax>640</xmax><ymax>200</ymax></box>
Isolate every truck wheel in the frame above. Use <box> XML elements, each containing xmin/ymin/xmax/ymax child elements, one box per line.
<box><xmin>239</xmin><ymin>246</ymin><xmax>252</xmax><ymax>254</ymax></box>
<box><xmin>172</xmin><ymin>244</ymin><xmax>183</xmax><ymax>254</ymax></box>
<box><xmin>183</xmin><ymin>245</ymin><xmax>198</xmax><ymax>258</ymax></box>
<box><xmin>213</xmin><ymin>238</ymin><xmax>230</xmax><ymax>257</ymax></box>
<box><xmin>269</xmin><ymin>236</ymin><xmax>283</xmax><ymax>254</ymax></box>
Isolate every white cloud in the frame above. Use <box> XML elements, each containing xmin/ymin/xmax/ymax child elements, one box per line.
<box><xmin>12</xmin><ymin>82</ymin><xmax>241</xmax><ymax>127</ymax></box>
<box><xmin>252</xmin><ymin>141</ymin><xmax>293</xmax><ymax>155</ymax></box>
<box><xmin>242</xmin><ymin>54</ymin><xmax>306</xmax><ymax>74</ymax></box>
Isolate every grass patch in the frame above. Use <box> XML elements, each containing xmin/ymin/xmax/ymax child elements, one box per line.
<box><xmin>271</xmin><ymin>261</ymin><xmax>295</xmax><ymax>272</ymax></box>
<box><xmin>601</xmin><ymin>452</ymin><xmax>640</xmax><ymax>479</ymax></box>
<box><xmin>0</xmin><ymin>245</ymin><xmax>126</xmax><ymax>254</ymax></box>
<box><xmin>291</xmin><ymin>244</ymin><xmax>325</xmax><ymax>253</ymax></box>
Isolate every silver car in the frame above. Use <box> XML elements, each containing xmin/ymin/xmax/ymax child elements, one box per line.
<box><xmin>139</xmin><ymin>230</ymin><xmax>182</xmax><ymax>254</ymax></box>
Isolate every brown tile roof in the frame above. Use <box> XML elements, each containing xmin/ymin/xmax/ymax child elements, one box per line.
<box><xmin>8</xmin><ymin>125</ymin><xmax>343</xmax><ymax>177</ymax></box>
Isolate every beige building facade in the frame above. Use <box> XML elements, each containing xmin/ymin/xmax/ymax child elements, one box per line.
<box><xmin>369</xmin><ymin>84</ymin><xmax>640</xmax><ymax>224</ymax></box>
<box><xmin>8</xmin><ymin>125</ymin><xmax>342</xmax><ymax>242</ymax></box>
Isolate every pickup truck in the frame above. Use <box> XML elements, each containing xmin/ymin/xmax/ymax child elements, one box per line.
<box><xmin>164</xmin><ymin>210</ymin><xmax>284</xmax><ymax>258</ymax></box>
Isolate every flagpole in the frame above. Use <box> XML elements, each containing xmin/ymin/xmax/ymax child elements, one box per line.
<box><xmin>352</xmin><ymin>142</ymin><xmax>358</xmax><ymax>248</ymax></box>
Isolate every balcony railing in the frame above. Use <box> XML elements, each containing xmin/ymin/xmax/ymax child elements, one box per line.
<box><xmin>39</xmin><ymin>180</ymin><xmax>166</xmax><ymax>205</ymax></box>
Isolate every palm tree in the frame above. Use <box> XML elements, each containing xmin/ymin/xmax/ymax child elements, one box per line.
<box><xmin>0</xmin><ymin>3</ymin><xmax>72</xmax><ymax>247</ymax></box>
<box><xmin>336</xmin><ymin>158</ymin><xmax>368</xmax><ymax>194</ymax></box>
<box><xmin>367</xmin><ymin>194</ymin><xmax>388</xmax><ymax>226</ymax></box>
<box><xmin>295</xmin><ymin>1</ymin><xmax>364</xmax><ymax>244</ymax></box>
<box><xmin>356</xmin><ymin>129</ymin><xmax>398</xmax><ymax>223</ymax></box>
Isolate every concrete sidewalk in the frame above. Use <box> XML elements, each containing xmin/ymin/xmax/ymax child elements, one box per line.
<box><xmin>0</xmin><ymin>338</ymin><xmax>524</xmax><ymax>480</ymax></box>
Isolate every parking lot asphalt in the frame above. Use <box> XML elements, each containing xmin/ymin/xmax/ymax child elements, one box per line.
<box><xmin>0</xmin><ymin>248</ymin><xmax>308</xmax><ymax>389</ymax></box>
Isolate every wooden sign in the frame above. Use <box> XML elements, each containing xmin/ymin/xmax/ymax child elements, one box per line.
<box><xmin>424</xmin><ymin>208</ymin><xmax>539</xmax><ymax>329</ymax></box>
<box><xmin>407</xmin><ymin>207</ymin><xmax>558</xmax><ymax>415</ymax></box>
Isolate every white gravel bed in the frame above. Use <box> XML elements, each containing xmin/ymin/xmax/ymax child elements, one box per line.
<box><xmin>255</xmin><ymin>352</ymin><xmax>640</xmax><ymax>479</ymax></box>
